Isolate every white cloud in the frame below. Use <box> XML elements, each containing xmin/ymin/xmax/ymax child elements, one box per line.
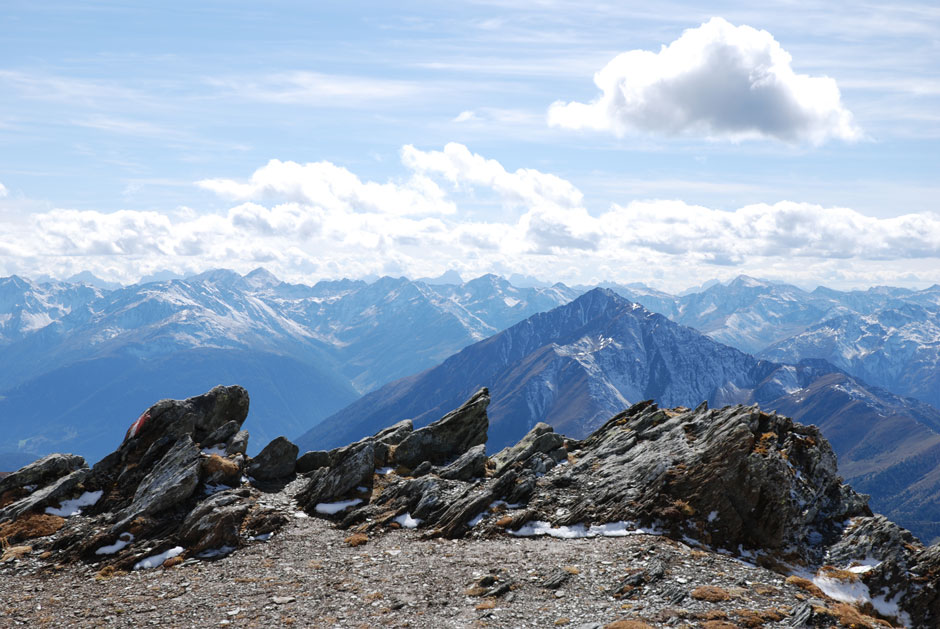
<box><xmin>197</xmin><ymin>159</ymin><xmax>456</xmax><ymax>216</ymax></box>
<box><xmin>548</xmin><ymin>17</ymin><xmax>861</xmax><ymax>144</ymax></box>
<box><xmin>4</xmin><ymin>144</ymin><xmax>940</xmax><ymax>291</ymax></box>
<box><xmin>0</xmin><ymin>182</ymin><xmax>7</xmax><ymax>197</ymax></box>
<box><xmin>402</xmin><ymin>142</ymin><xmax>583</xmax><ymax>209</ymax></box>
<box><xmin>207</xmin><ymin>71</ymin><xmax>422</xmax><ymax>106</ymax></box>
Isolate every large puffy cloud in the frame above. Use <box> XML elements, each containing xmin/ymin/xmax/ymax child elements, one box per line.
<box><xmin>197</xmin><ymin>159</ymin><xmax>456</xmax><ymax>216</ymax></box>
<box><xmin>402</xmin><ymin>142</ymin><xmax>583</xmax><ymax>209</ymax></box>
<box><xmin>5</xmin><ymin>144</ymin><xmax>940</xmax><ymax>290</ymax></box>
<box><xmin>548</xmin><ymin>18</ymin><xmax>860</xmax><ymax>144</ymax></box>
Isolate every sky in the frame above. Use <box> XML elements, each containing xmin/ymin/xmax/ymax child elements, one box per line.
<box><xmin>0</xmin><ymin>1</ymin><xmax>938</xmax><ymax>292</ymax></box>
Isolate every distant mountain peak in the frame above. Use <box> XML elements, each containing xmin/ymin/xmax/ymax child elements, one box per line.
<box><xmin>244</xmin><ymin>267</ymin><xmax>281</xmax><ymax>289</ymax></box>
<box><xmin>415</xmin><ymin>269</ymin><xmax>463</xmax><ymax>286</ymax></box>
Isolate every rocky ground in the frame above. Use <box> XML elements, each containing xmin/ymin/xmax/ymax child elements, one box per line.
<box><xmin>0</xmin><ymin>492</ymin><xmax>880</xmax><ymax>629</ymax></box>
<box><xmin>2</xmin><ymin>385</ymin><xmax>939</xmax><ymax>627</ymax></box>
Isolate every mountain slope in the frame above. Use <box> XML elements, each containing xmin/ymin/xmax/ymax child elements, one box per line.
<box><xmin>300</xmin><ymin>289</ymin><xmax>940</xmax><ymax>541</ymax></box>
<box><xmin>761</xmin><ymin>303</ymin><xmax>940</xmax><ymax>409</ymax></box>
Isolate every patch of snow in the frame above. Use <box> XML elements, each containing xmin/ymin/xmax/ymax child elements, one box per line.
<box><xmin>510</xmin><ymin>520</ymin><xmax>662</xmax><ymax>539</ymax></box>
<box><xmin>503</xmin><ymin>296</ymin><xmax>520</xmax><ymax>307</ymax></box>
<box><xmin>467</xmin><ymin>512</ymin><xmax>485</xmax><ymax>528</ymax></box>
<box><xmin>393</xmin><ymin>512</ymin><xmax>422</xmax><ymax>528</ymax></box>
<box><xmin>251</xmin><ymin>532</ymin><xmax>273</xmax><ymax>541</ymax></box>
<box><xmin>314</xmin><ymin>498</ymin><xmax>362</xmax><ymax>515</ymax></box>
<box><xmin>201</xmin><ymin>446</ymin><xmax>227</xmax><ymax>456</ymax></box>
<box><xmin>134</xmin><ymin>546</ymin><xmax>184</xmax><ymax>570</ymax></box>
<box><xmin>292</xmin><ymin>511</ymin><xmax>309</xmax><ymax>518</ymax></box>
<box><xmin>870</xmin><ymin>592</ymin><xmax>910</xmax><ymax>627</ymax></box>
<box><xmin>45</xmin><ymin>490</ymin><xmax>103</xmax><ymax>517</ymax></box>
<box><xmin>95</xmin><ymin>532</ymin><xmax>134</xmax><ymax>555</ymax></box>
<box><xmin>812</xmin><ymin>575</ymin><xmax>870</xmax><ymax>605</ymax></box>
<box><xmin>375</xmin><ymin>466</ymin><xmax>394</xmax><ymax>475</ymax></box>
<box><xmin>707</xmin><ymin>511</ymin><xmax>718</xmax><ymax>522</ymax></box>
<box><xmin>356</xmin><ymin>486</ymin><xmax>369</xmax><ymax>492</ymax></box>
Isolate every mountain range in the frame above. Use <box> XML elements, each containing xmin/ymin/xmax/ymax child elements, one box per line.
<box><xmin>0</xmin><ymin>270</ymin><xmax>575</xmax><ymax>463</ymax></box>
<box><xmin>3</xmin><ymin>268</ymin><xmax>940</xmax><ymax>542</ymax></box>
<box><xmin>301</xmin><ymin>288</ymin><xmax>940</xmax><ymax>542</ymax></box>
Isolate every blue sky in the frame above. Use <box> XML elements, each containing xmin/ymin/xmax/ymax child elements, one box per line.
<box><xmin>1</xmin><ymin>1</ymin><xmax>938</xmax><ymax>291</ymax></box>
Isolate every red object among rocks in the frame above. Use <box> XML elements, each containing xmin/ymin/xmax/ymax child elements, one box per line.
<box><xmin>124</xmin><ymin>411</ymin><xmax>151</xmax><ymax>442</ymax></box>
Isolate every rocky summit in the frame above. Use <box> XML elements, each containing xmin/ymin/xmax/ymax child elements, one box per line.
<box><xmin>2</xmin><ymin>386</ymin><xmax>940</xmax><ymax>627</ymax></box>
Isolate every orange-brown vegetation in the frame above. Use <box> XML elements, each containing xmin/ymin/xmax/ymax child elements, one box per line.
<box><xmin>0</xmin><ymin>512</ymin><xmax>65</xmax><ymax>542</ymax></box>
<box><xmin>691</xmin><ymin>585</ymin><xmax>732</xmax><ymax>602</ymax></box>
<box><xmin>344</xmin><ymin>533</ymin><xmax>369</xmax><ymax>547</ymax></box>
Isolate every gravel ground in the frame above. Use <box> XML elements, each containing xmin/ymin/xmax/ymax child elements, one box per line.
<box><xmin>2</xmin><ymin>511</ymin><xmax>822</xmax><ymax>629</ymax></box>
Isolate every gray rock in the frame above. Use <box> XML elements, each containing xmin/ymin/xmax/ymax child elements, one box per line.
<box><xmin>372</xmin><ymin>419</ymin><xmax>413</xmax><ymax>446</ymax></box>
<box><xmin>296</xmin><ymin>442</ymin><xmax>374</xmax><ymax>511</ymax></box>
<box><xmin>113</xmin><ymin>436</ymin><xmax>201</xmax><ymax>532</ymax></box>
<box><xmin>438</xmin><ymin>444</ymin><xmax>487</xmax><ymax>481</ymax></box>
<box><xmin>0</xmin><ymin>453</ymin><xmax>87</xmax><ymax>496</ymax></box>
<box><xmin>392</xmin><ymin>388</ymin><xmax>489</xmax><ymax>469</ymax></box>
<box><xmin>490</xmin><ymin>422</ymin><xmax>565</xmax><ymax>475</ymax></box>
<box><xmin>247</xmin><ymin>436</ymin><xmax>298</xmax><ymax>481</ymax></box>
<box><xmin>123</xmin><ymin>385</ymin><xmax>249</xmax><ymax>450</ymax></box>
<box><xmin>296</xmin><ymin>450</ymin><xmax>331</xmax><ymax>474</ymax></box>
<box><xmin>226</xmin><ymin>430</ymin><xmax>250</xmax><ymax>456</ymax></box>
<box><xmin>0</xmin><ymin>468</ymin><xmax>91</xmax><ymax>523</ymax></box>
<box><xmin>540</xmin><ymin>568</ymin><xmax>571</xmax><ymax>589</ymax></box>
<box><xmin>411</xmin><ymin>461</ymin><xmax>433</xmax><ymax>477</ymax></box>
<box><xmin>202</xmin><ymin>420</ymin><xmax>241</xmax><ymax>448</ymax></box>
<box><xmin>179</xmin><ymin>491</ymin><xmax>251</xmax><ymax>553</ymax></box>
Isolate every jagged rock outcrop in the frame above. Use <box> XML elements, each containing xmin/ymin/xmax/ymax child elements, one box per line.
<box><xmin>247</xmin><ymin>436</ymin><xmax>298</xmax><ymax>481</ymax></box>
<box><xmin>391</xmin><ymin>388</ymin><xmax>488</xmax><ymax>469</ymax></box>
<box><xmin>0</xmin><ymin>453</ymin><xmax>87</xmax><ymax>499</ymax></box>
<box><xmin>0</xmin><ymin>385</ymin><xmax>292</xmax><ymax>571</ymax></box>
<box><xmin>293</xmin><ymin>392</ymin><xmax>936</xmax><ymax>625</ymax></box>
<box><xmin>4</xmin><ymin>383</ymin><xmax>940</xmax><ymax>626</ymax></box>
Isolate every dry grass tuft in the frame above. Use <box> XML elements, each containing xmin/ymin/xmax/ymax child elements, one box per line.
<box><xmin>0</xmin><ymin>512</ymin><xmax>65</xmax><ymax>542</ymax></box>
<box><xmin>785</xmin><ymin>575</ymin><xmax>825</xmax><ymax>598</ymax></box>
<box><xmin>818</xmin><ymin>565</ymin><xmax>860</xmax><ymax>582</ymax></box>
<box><xmin>344</xmin><ymin>533</ymin><xmax>369</xmax><ymax>547</ymax></box>
<box><xmin>1</xmin><ymin>544</ymin><xmax>32</xmax><ymax>562</ymax></box>
<box><xmin>691</xmin><ymin>585</ymin><xmax>731</xmax><ymax>602</ymax></box>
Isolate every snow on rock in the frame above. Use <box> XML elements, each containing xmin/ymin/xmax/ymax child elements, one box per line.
<box><xmin>314</xmin><ymin>499</ymin><xmax>362</xmax><ymax>515</ymax></box>
<box><xmin>95</xmin><ymin>532</ymin><xmax>134</xmax><ymax>555</ymax></box>
<box><xmin>134</xmin><ymin>546</ymin><xmax>184</xmax><ymax>570</ymax></box>
<box><xmin>44</xmin><ymin>490</ymin><xmax>103</xmax><ymax>517</ymax></box>
<box><xmin>393</xmin><ymin>512</ymin><xmax>422</xmax><ymax>529</ymax></box>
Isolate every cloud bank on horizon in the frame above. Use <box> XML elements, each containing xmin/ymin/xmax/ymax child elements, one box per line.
<box><xmin>2</xmin><ymin>142</ymin><xmax>938</xmax><ymax>291</ymax></box>
<box><xmin>548</xmin><ymin>18</ymin><xmax>861</xmax><ymax>144</ymax></box>
<box><xmin>2</xmin><ymin>6</ymin><xmax>938</xmax><ymax>291</ymax></box>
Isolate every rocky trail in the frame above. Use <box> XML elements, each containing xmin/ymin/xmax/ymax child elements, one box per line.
<box><xmin>2</xmin><ymin>385</ymin><xmax>939</xmax><ymax>627</ymax></box>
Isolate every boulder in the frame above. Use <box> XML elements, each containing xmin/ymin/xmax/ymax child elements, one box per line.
<box><xmin>296</xmin><ymin>450</ymin><xmax>332</xmax><ymax>474</ymax></box>
<box><xmin>296</xmin><ymin>442</ymin><xmax>374</xmax><ymax>511</ymax></box>
<box><xmin>489</xmin><ymin>422</ymin><xmax>566</xmax><ymax>475</ymax></box>
<box><xmin>179</xmin><ymin>490</ymin><xmax>252</xmax><ymax>553</ymax></box>
<box><xmin>0</xmin><ymin>468</ymin><xmax>91</xmax><ymax>523</ymax></box>
<box><xmin>0</xmin><ymin>453</ymin><xmax>88</xmax><ymax>496</ymax></box>
<box><xmin>438</xmin><ymin>444</ymin><xmax>487</xmax><ymax>481</ymax></box>
<box><xmin>226</xmin><ymin>430</ymin><xmax>250</xmax><ymax>456</ymax></box>
<box><xmin>202</xmin><ymin>420</ymin><xmax>242</xmax><ymax>448</ymax></box>
<box><xmin>122</xmin><ymin>385</ymin><xmax>249</xmax><ymax>451</ymax></box>
<box><xmin>247</xmin><ymin>436</ymin><xmax>298</xmax><ymax>481</ymax></box>
<box><xmin>112</xmin><ymin>436</ymin><xmax>201</xmax><ymax>532</ymax></box>
<box><xmin>392</xmin><ymin>388</ymin><xmax>489</xmax><ymax>469</ymax></box>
